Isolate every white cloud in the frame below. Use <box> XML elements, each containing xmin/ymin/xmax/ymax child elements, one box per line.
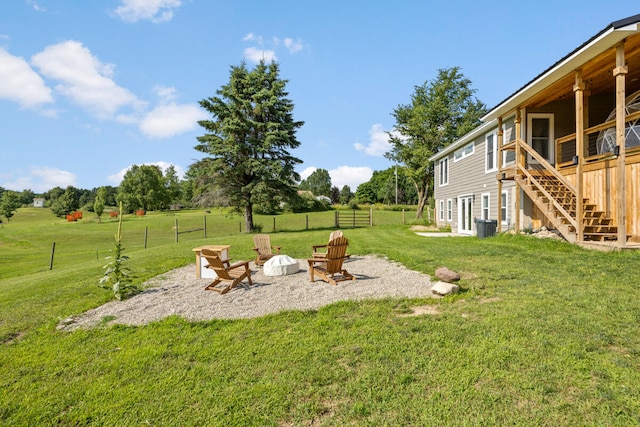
<box><xmin>354</xmin><ymin>123</ymin><xmax>396</xmax><ymax>157</ymax></box>
<box><xmin>0</xmin><ymin>48</ymin><xmax>53</xmax><ymax>109</ymax></box>
<box><xmin>329</xmin><ymin>166</ymin><xmax>373</xmax><ymax>190</ymax></box>
<box><xmin>243</xmin><ymin>33</ymin><xmax>263</xmax><ymax>44</ymax></box>
<box><xmin>113</xmin><ymin>0</ymin><xmax>182</xmax><ymax>23</ymax></box>
<box><xmin>31</xmin><ymin>40</ymin><xmax>143</xmax><ymax>119</ymax></box>
<box><xmin>2</xmin><ymin>167</ymin><xmax>76</xmax><ymax>192</ymax></box>
<box><xmin>139</xmin><ymin>102</ymin><xmax>207</xmax><ymax>138</ymax></box>
<box><xmin>284</xmin><ymin>38</ymin><xmax>303</xmax><ymax>54</ymax></box>
<box><xmin>27</xmin><ymin>0</ymin><xmax>46</xmax><ymax>12</ymax></box>
<box><xmin>299</xmin><ymin>166</ymin><xmax>317</xmax><ymax>181</ymax></box>
<box><xmin>108</xmin><ymin>161</ymin><xmax>185</xmax><ymax>185</ymax></box>
<box><xmin>244</xmin><ymin>47</ymin><xmax>277</xmax><ymax>63</ymax></box>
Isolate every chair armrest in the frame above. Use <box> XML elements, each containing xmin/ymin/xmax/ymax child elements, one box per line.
<box><xmin>251</xmin><ymin>247</ymin><xmax>259</xmax><ymax>253</ymax></box>
<box><xmin>229</xmin><ymin>260</ymin><xmax>251</xmax><ymax>269</ymax></box>
<box><xmin>312</xmin><ymin>244</ymin><xmax>327</xmax><ymax>251</ymax></box>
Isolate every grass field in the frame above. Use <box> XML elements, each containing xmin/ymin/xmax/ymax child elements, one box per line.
<box><xmin>1</xmin><ymin>207</ymin><xmax>639</xmax><ymax>425</ymax></box>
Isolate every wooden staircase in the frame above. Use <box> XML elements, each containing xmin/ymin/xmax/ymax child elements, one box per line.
<box><xmin>515</xmin><ymin>171</ymin><xmax>622</xmax><ymax>242</ymax></box>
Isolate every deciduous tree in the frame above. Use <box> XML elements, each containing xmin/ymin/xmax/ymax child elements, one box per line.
<box><xmin>386</xmin><ymin>67</ymin><xmax>486</xmax><ymax>218</ymax></box>
<box><xmin>0</xmin><ymin>191</ymin><xmax>21</xmax><ymax>222</ymax></box>
<box><xmin>194</xmin><ymin>60</ymin><xmax>303</xmax><ymax>232</ymax></box>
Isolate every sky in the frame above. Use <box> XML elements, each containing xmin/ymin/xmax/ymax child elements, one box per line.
<box><xmin>1</xmin><ymin>1</ymin><xmax>639</xmax><ymax>193</ymax></box>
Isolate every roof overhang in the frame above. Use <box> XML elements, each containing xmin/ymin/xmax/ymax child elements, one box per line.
<box><xmin>482</xmin><ymin>16</ymin><xmax>640</xmax><ymax>122</ymax></box>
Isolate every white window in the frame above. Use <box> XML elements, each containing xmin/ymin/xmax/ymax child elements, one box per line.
<box><xmin>447</xmin><ymin>199</ymin><xmax>452</xmax><ymax>222</ymax></box>
<box><xmin>527</xmin><ymin>113</ymin><xmax>555</xmax><ymax>163</ymax></box>
<box><xmin>485</xmin><ymin>131</ymin><xmax>497</xmax><ymax>172</ymax></box>
<box><xmin>481</xmin><ymin>193</ymin><xmax>490</xmax><ymax>220</ymax></box>
<box><xmin>439</xmin><ymin>158</ymin><xmax>448</xmax><ymax>186</ymax></box>
<box><xmin>454</xmin><ymin>142</ymin><xmax>474</xmax><ymax>162</ymax></box>
<box><xmin>501</xmin><ymin>190</ymin><xmax>510</xmax><ymax>226</ymax></box>
<box><xmin>439</xmin><ymin>199</ymin><xmax>445</xmax><ymax>221</ymax></box>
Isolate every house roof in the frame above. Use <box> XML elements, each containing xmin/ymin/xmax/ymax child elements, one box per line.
<box><xmin>482</xmin><ymin>14</ymin><xmax>640</xmax><ymax>122</ymax></box>
<box><xmin>430</xmin><ymin>13</ymin><xmax>640</xmax><ymax>162</ymax></box>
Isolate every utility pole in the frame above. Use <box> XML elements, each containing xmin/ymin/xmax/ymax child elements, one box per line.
<box><xmin>395</xmin><ymin>165</ymin><xmax>398</xmax><ymax>205</ymax></box>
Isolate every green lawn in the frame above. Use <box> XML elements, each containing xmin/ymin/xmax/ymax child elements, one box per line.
<box><xmin>1</xmin><ymin>207</ymin><xmax>639</xmax><ymax>425</ymax></box>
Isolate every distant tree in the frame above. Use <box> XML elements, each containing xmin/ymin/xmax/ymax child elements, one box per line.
<box><xmin>194</xmin><ymin>60</ymin><xmax>303</xmax><ymax>232</ymax></box>
<box><xmin>386</xmin><ymin>67</ymin><xmax>486</xmax><ymax>218</ymax></box>
<box><xmin>94</xmin><ymin>186</ymin><xmax>106</xmax><ymax>222</ymax></box>
<box><xmin>355</xmin><ymin>181</ymin><xmax>376</xmax><ymax>204</ymax></box>
<box><xmin>164</xmin><ymin>165</ymin><xmax>182</xmax><ymax>206</ymax></box>
<box><xmin>18</xmin><ymin>189</ymin><xmax>35</xmax><ymax>206</ymax></box>
<box><xmin>117</xmin><ymin>165</ymin><xmax>167</xmax><ymax>212</ymax></box>
<box><xmin>330</xmin><ymin>186</ymin><xmax>340</xmax><ymax>204</ymax></box>
<box><xmin>339</xmin><ymin>185</ymin><xmax>352</xmax><ymax>205</ymax></box>
<box><xmin>298</xmin><ymin>168</ymin><xmax>332</xmax><ymax>197</ymax></box>
<box><xmin>0</xmin><ymin>191</ymin><xmax>21</xmax><ymax>221</ymax></box>
<box><xmin>49</xmin><ymin>186</ymin><xmax>80</xmax><ymax>217</ymax></box>
<box><xmin>44</xmin><ymin>186</ymin><xmax>65</xmax><ymax>204</ymax></box>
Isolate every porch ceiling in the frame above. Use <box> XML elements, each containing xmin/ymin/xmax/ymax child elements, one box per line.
<box><xmin>527</xmin><ymin>33</ymin><xmax>640</xmax><ymax>108</ymax></box>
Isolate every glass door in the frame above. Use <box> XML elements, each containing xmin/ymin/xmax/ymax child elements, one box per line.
<box><xmin>527</xmin><ymin>113</ymin><xmax>554</xmax><ymax>163</ymax></box>
<box><xmin>458</xmin><ymin>195</ymin><xmax>473</xmax><ymax>235</ymax></box>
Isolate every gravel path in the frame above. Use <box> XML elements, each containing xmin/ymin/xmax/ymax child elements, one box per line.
<box><xmin>60</xmin><ymin>255</ymin><xmax>435</xmax><ymax>330</ymax></box>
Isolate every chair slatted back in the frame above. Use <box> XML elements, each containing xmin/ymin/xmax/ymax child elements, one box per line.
<box><xmin>324</xmin><ymin>236</ymin><xmax>349</xmax><ymax>273</ymax></box>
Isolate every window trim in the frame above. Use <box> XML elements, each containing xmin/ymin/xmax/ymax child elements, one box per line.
<box><xmin>485</xmin><ymin>130</ymin><xmax>497</xmax><ymax>173</ymax></box>
<box><xmin>439</xmin><ymin>199</ymin><xmax>445</xmax><ymax>222</ymax></box>
<box><xmin>453</xmin><ymin>142</ymin><xmax>474</xmax><ymax>162</ymax></box>
<box><xmin>481</xmin><ymin>192</ymin><xmax>490</xmax><ymax>220</ymax></box>
<box><xmin>447</xmin><ymin>198</ymin><xmax>452</xmax><ymax>222</ymax></box>
<box><xmin>438</xmin><ymin>157</ymin><xmax>449</xmax><ymax>187</ymax></box>
<box><xmin>501</xmin><ymin>190</ymin><xmax>510</xmax><ymax>226</ymax></box>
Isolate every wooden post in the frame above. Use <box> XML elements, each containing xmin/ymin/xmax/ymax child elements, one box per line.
<box><xmin>402</xmin><ymin>209</ymin><xmax>405</xmax><ymax>225</ymax></box>
<box><xmin>273</xmin><ymin>217</ymin><xmax>276</xmax><ymax>232</ymax></box>
<box><xmin>497</xmin><ymin>117</ymin><xmax>504</xmax><ymax>233</ymax></box>
<box><xmin>574</xmin><ymin>70</ymin><xmax>585</xmax><ymax>242</ymax></box>
<box><xmin>369</xmin><ymin>207</ymin><xmax>373</xmax><ymax>226</ymax></box>
<box><xmin>306</xmin><ymin>215</ymin><xmax>309</xmax><ymax>230</ymax></box>
<box><xmin>175</xmin><ymin>219</ymin><xmax>179</xmax><ymax>243</ymax></box>
<box><xmin>614</xmin><ymin>42</ymin><xmax>628</xmax><ymax>247</ymax></box>
<box><xmin>49</xmin><ymin>242</ymin><xmax>56</xmax><ymax>270</ymax></box>
<box><xmin>514</xmin><ymin>109</ymin><xmax>522</xmax><ymax>232</ymax></box>
<box><xmin>203</xmin><ymin>216</ymin><xmax>207</xmax><ymax>239</ymax></box>
<box><xmin>144</xmin><ymin>226</ymin><xmax>148</xmax><ymax>249</ymax></box>
<box><xmin>335</xmin><ymin>210</ymin><xmax>338</xmax><ymax>228</ymax></box>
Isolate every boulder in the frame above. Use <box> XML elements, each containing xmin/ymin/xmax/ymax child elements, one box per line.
<box><xmin>431</xmin><ymin>281</ymin><xmax>460</xmax><ymax>296</ymax></box>
<box><xmin>435</xmin><ymin>267</ymin><xmax>460</xmax><ymax>283</ymax></box>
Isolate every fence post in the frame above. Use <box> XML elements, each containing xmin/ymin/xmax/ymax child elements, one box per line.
<box><xmin>175</xmin><ymin>219</ymin><xmax>179</xmax><ymax>243</ymax></box>
<box><xmin>239</xmin><ymin>222</ymin><xmax>242</xmax><ymax>233</ymax></box>
<box><xmin>203</xmin><ymin>216</ymin><xmax>207</xmax><ymax>239</ymax></box>
<box><xmin>352</xmin><ymin>210</ymin><xmax>355</xmax><ymax>228</ymax></box>
<box><xmin>49</xmin><ymin>242</ymin><xmax>56</xmax><ymax>270</ymax></box>
<box><xmin>402</xmin><ymin>209</ymin><xmax>405</xmax><ymax>225</ymax></box>
<box><xmin>144</xmin><ymin>226</ymin><xmax>148</xmax><ymax>249</ymax></box>
<box><xmin>273</xmin><ymin>217</ymin><xmax>276</xmax><ymax>232</ymax></box>
<box><xmin>335</xmin><ymin>210</ymin><xmax>338</xmax><ymax>228</ymax></box>
<box><xmin>306</xmin><ymin>215</ymin><xmax>309</xmax><ymax>230</ymax></box>
<box><xmin>370</xmin><ymin>208</ymin><xmax>373</xmax><ymax>226</ymax></box>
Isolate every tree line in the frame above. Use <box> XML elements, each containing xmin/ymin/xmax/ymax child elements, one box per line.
<box><xmin>1</xmin><ymin>62</ymin><xmax>485</xmax><ymax>228</ymax></box>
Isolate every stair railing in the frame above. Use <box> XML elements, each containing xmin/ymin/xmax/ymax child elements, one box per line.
<box><xmin>516</xmin><ymin>138</ymin><xmax>578</xmax><ymax>231</ymax></box>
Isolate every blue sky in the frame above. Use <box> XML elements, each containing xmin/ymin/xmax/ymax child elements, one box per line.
<box><xmin>1</xmin><ymin>1</ymin><xmax>638</xmax><ymax>193</ymax></box>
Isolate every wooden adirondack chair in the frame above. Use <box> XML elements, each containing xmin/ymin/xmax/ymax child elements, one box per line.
<box><xmin>252</xmin><ymin>234</ymin><xmax>281</xmax><ymax>266</ymax></box>
<box><xmin>201</xmin><ymin>248</ymin><xmax>253</xmax><ymax>294</ymax></box>
<box><xmin>307</xmin><ymin>236</ymin><xmax>355</xmax><ymax>285</ymax></box>
<box><xmin>312</xmin><ymin>230</ymin><xmax>350</xmax><ymax>259</ymax></box>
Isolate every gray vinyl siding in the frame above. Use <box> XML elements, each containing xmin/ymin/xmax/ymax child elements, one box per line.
<box><xmin>434</xmin><ymin>125</ymin><xmax>516</xmax><ymax>233</ymax></box>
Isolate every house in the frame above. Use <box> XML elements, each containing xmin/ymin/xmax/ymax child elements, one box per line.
<box><xmin>33</xmin><ymin>198</ymin><xmax>45</xmax><ymax>208</ymax></box>
<box><xmin>431</xmin><ymin>13</ymin><xmax>640</xmax><ymax>249</ymax></box>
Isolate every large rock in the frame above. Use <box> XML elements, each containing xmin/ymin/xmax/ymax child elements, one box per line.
<box><xmin>435</xmin><ymin>267</ymin><xmax>460</xmax><ymax>283</ymax></box>
<box><xmin>431</xmin><ymin>281</ymin><xmax>460</xmax><ymax>296</ymax></box>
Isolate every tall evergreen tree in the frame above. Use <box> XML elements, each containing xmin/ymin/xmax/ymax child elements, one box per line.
<box><xmin>194</xmin><ymin>60</ymin><xmax>303</xmax><ymax>232</ymax></box>
<box><xmin>386</xmin><ymin>67</ymin><xmax>486</xmax><ymax>218</ymax></box>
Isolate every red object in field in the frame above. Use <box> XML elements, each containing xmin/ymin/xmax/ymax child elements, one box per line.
<box><xmin>73</xmin><ymin>211</ymin><xmax>82</xmax><ymax>220</ymax></box>
<box><xmin>66</xmin><ymin>214</ymin><xmax>76</xmax><ymax>222</ymax></box>
<box><xmin>136</xmin><ymin>210</ymin><xmax>146</xmax><ymax>216</ymax></box>
<box><xmin>110</xmin><ymin>211</ymin><xmax>118</xmax><ymax>218</ymax></box>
